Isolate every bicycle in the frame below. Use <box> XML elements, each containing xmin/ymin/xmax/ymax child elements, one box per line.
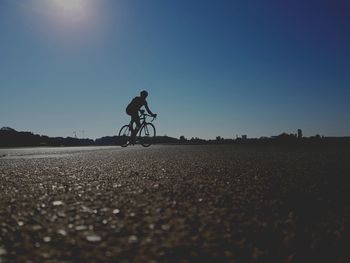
<box><xmin>118</xmin><ymin>110</ymin><xmax>157</xmax><ymax>147</ymax></box>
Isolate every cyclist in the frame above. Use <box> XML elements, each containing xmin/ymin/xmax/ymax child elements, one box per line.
<box><xmin>126</xmin><ymin>90</ymin><xmax>157</xmax><ymax>140</ymax></box>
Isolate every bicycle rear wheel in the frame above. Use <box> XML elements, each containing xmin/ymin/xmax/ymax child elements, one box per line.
<box><xmin>118</xmin><ymin>125</ymin><xmax>131</xmax><ymax>147</ymax></box>
<box><xmin>138</xmin><ymin>123</ymin><xmax>156</xmax><ymax>147</ymax></box>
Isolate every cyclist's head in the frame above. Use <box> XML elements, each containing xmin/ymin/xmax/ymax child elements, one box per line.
<box><xmin>140</xmin><ymin>90</ymin><xmax>148</xmax><ymax>98</ymax></box>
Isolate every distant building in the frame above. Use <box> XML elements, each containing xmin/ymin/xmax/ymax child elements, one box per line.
<box><xmin>297</xmin><ymin>129</ymin><xmax>303</xmax><ymax>139</ymax></box>
<box><xmin>179</xmin><ymin>135</ymin><xmax>187</xmax><ymax>142</ymax></box>
<box><xmin>242</xmin><ymin>135</ymin><xmax>247</xmax><ymax>140</ymax></box>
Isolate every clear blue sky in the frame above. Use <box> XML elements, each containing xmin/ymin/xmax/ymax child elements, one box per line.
<box><xmin>0</xmin><ymin>0</ymin><xmax>349</xmax><ymax>139</ymax></box>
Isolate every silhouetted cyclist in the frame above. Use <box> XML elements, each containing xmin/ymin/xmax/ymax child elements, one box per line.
<box><xmin>126</xmin><ymin>90</ymin><xmax>157</xmax><ymax>140</ymax></box>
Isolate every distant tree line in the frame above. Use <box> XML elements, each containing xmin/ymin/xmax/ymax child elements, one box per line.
<box><xmin>1</xmin><ymin>127</ymin><xmax>349</xmax><ymax>147</ymax></box>
<box><xmin>0</xmin><ymin>127</ymin><xmax>94</xmax><ymax>147</ymax></box>
<box><xmin>0</xmin><ymin>127</ymin><xmax>181</xmax><ymax>147</ymax></box>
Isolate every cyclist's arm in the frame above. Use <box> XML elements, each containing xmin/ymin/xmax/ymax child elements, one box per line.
<box><xmin>144</xmin><ymin>102</ymin><xmax>155</xmax><ymax>116</ymax></box>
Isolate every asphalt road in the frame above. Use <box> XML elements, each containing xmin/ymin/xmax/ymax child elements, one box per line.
<box><xmin>0</xmin><ymin>145</ymin><xmax>349</xmax><ymax>262</ymax></box>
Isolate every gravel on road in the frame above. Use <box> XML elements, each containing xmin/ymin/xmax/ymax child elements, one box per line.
<box><xmin>0</xmin><ymin>145</ymin><xmax>349</xmax><ymax>262</ymax></box>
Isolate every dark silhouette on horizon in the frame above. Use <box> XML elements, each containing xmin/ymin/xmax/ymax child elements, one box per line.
<box><xmin>119</xmin><ymin>109</ymin><xmax>157</xmax><ymax>147</ymax></box>
<box><xmin>0</xmin><ymin>127</ymin><xmax>94</xmax><ymax>147</ymax></box>
<box><xmin>125</xmin><ymin>90</ymin><xmax>157</xmax><ymax>140</ymax></box>
<box><xmin>1</xmin><ymin>127</ymin><xmax>350</xmax><ymax>148</ymax></box>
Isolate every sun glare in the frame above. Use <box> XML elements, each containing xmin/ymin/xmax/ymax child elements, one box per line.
<box><xmin>19</xmin><ymin>0</ymin><xmax>108</xmax><ymax>42</ymax></box>
<box><xmin>52</xmin><ymin>0</ymin><xmax>85</xmax><ymax>10</ymax></box>
<box><xmin>49</xmin><ymin>0</ymin><xmax>90</xmax><ymax>22</ymax></box>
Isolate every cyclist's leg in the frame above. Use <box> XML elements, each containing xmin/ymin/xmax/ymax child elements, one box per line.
<box><xmin>130</xmin><ymin>113</ymin><xmax>140</xmax><ymax>139</ymax></box>
<box><xmin>126</xmin><ymin>109</ymin><xmax>133</xmax><ymax>128</ymax></box>
<box><xmin>134</xmin><ymin>114</ymin><xmax>141</xmax><ymax>131</ymax></box>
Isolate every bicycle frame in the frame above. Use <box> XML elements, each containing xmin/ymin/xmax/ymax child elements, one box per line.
<box><xmin>118</xmin><ymin>110</ymin><xmax>156</xmax><ymax>147</ymax></box>
<box><xmin>129</xmin><ymin>111</ymin><xmax>155</xmax><ymax>136</ymax></box>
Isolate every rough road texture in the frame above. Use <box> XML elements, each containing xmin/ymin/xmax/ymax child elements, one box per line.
<box><xmin>0</xmin><ymin>145</ymin><xmax>349</xmax><ymax>262</ymax></box>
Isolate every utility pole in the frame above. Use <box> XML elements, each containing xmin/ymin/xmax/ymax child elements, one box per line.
<box><xmin>73</xmin><ymin>131</ymin><xmax>77</xmax><ymax>138</ymax></box>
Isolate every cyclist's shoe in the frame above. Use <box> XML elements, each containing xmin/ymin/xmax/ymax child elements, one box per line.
<box><xmin>130</xmin><ymin>137</ymin><xmax>136</xmax><ymax>145</ymax></box>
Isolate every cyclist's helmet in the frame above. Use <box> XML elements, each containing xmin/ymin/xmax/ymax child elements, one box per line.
<box><xmin>140</xmin><ymin>90</ymin><xmax>148</xmax><ymax>98</ymax></box>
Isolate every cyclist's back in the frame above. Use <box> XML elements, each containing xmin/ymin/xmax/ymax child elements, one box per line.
<box><xmin>126</xmin><ymin>96</ymin><xmax>146</xmax><ymax>115</ymax></box>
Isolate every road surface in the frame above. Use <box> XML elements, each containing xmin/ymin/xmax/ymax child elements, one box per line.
<box><xmin>0</xmin><ymin>145</ymin><xmax>349</xmax><ymax>262</ymax></box>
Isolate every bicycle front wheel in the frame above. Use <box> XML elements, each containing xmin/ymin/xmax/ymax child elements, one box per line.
<box><xmin>118</xmin><ymin>125</ymin><xmax>131</xmax><ymax>147</ymax></box>
<box><xmin>138</xmin><ymin>123</ymin><xmax>156</xmax><ymax>147</ymax></box>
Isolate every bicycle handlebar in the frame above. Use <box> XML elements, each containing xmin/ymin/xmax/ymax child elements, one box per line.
<box><xmin>139</xmin><ymin>111</ymin><xmax>157</xmax><ymax>122</ymax></box>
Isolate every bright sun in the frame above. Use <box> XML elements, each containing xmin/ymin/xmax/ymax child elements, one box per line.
<box><xmin>51</xmin><ymin>0</ymin><xmax>85</xmax><ymax>13</ymax></box>
<box><xmin>21</xmin><ymin>0</ymin><xmax>103</xmax><ymax>36</ymax></box>
<box><xmin>49</xmin><ymin>0</ymin><xmax>91</xmax><ymax>22</ymax></box>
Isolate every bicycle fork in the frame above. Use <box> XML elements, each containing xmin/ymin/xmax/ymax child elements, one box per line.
<box><xmin>143</xmin><ymin>125</ymin><xmax>150</xmax><ymax>136</ymax></box>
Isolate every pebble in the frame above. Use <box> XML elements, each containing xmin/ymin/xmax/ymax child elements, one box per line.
<box><xmin>0</xmin><ymin>246</ymin><xmax>6</xmax><ymax>256</ymax></box>
<box><xmin>32</xmin><ymin>225</ymin><xmax>42</xmax><ymax>231</ymax></box>
<box><xmin>57</xmin><ymin>229</ymin><xmax>67</xmax><ymax>236</ymax></box>
<box><xmin>161</xmin><ymin>224</ymin><xmax>170</xmax><ymax>231</ymax></box>
<box><xmin>75</xmin><ymin>225</ymin><xmax>88</xmax><ymax>231</ymax></box>
<box><xmin>53</xmin><ymin>201</ymin><xmax>64</xmax><ymax>206</ymax></box>
<box><xmin>43</xmin><ymin>236</ymin><xmax>51</xmax><ymax>243</ymax></box>
<box><xmin>86</xmin><ymin>234</ymin><xmax>102</xmax><ymax>242</ymax></box>
<box><xmin>128</xmin><ymin>235</ymin><xmax>138</xmax><ymax>243</ymax></box>
<box><xmin>57</xmin><ymin>211</ymin><xmax>66</xmax><ymax>218</ymax></box>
